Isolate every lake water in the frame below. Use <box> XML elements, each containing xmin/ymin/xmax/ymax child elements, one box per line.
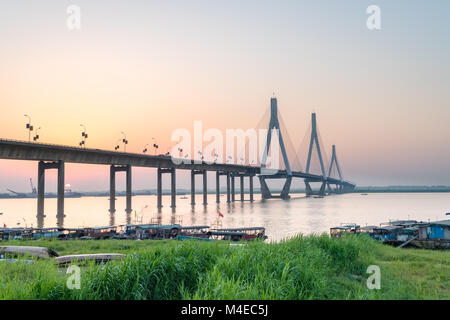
<box><xmin>1</xmin><ymin>193</ymin><xmax>449</xmax><ymax>241</ymax></box>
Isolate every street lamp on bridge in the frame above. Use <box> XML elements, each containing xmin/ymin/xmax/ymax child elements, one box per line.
<box><xmin>152</xmin><ymin>137</ymin><xmax>158</xmax><ymax>155</ymax></box>
<box><xmin>33</xmin><ymin>127</ymin><xmax>41</xmax><ymax>142</ymax></box>
<box><xmin>121</xmin><ymin>131</ymin><xmax>128</xmax><ymax>152</ymax></box>
<box><xmin>114</xmin><ymin>139</ymin><xmax>121</xmax><ymax>151</ymax></box>
<box><xmin>24</xmin><ymin>115</ymin><xmax>33</xmax><ymax>142</ymax></box>
<box><xmin>79</xmin><ymin>124</ymin><xmax>88</xmax><ymax>148</ymax></box>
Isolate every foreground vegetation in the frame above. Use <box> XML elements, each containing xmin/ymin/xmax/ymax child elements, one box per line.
<box><xmin>1</xmin><ymin>235</ymin><xmax>449</xmax><ymax>299</ymax></box>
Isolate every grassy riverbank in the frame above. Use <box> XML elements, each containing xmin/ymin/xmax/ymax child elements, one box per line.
<box><xmin>1</xmin><ymin>235</ymin><xmax>449</xmax><ymax>299</ymax></box>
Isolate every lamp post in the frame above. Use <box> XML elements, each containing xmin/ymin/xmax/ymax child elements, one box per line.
<box><xmin>24</xmin><ymin>115</ymin><xmax>33</xmax><ymax>142</ymax></box>
<box><xmin>121</xmin><ymin>131</ymin><xmax>128</xmax><ymax>152</ymax></box>
<box><xmin>33</xmin><ymin>127</ymin><xmax>41</xmax><ymax>141</ymax></box>
<box><xmin>152</xmin><ymin>137</ymin><xmax>158</xmax><ymax>155</ymax></box>
<box><xmin>114</xmin><ymin>139</ymin><xmax>121</xmax><ymax>151</ymax></box>
<box><xmin>79</xmin><ymin>124</ymin><xmax>88</xmax><ymax>147</ymax></box>
<box><xmin>143</xmin><ymin>144</ymin><xmax>149</xmax><ymax>153</ymax></box>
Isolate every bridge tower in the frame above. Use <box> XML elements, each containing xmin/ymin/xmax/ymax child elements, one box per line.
<box><xmin>259</xmin><ymin>97</ymin><xmax>292</xmax><ymax>199</ymax></box>
<box><xmin>327</xmin><ymin>145</ymin><xmax>343</xmax><ymax>193</ymax></box>
<box><xmin>304</xmin><ymin>113</ymin><xmax>327</xmax><ymax>196</ymax></box>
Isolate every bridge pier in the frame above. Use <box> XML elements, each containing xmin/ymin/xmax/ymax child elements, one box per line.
<box><xmin>280</xmin><ymin>176</ymin><xmax>292</xmax><ymax>200</ymax></box>
<box><xmin>109</xmin><ymin>165</ymin><xmax>116</xmax><ymax>213</ymax></box>
<box><xmin>216</xmin><ymin>171</ymin><xmax>220</xmax><ymax>203</ymax></box>
<box><xmin>231</xmin><ymin>174</ymin><xmax>235</xmax><ymax>202</ymax></box>
<box><xmin>240</xmin><ymin>175</ymin><xmax>244</xmax><ymax>201</ymax></box>
<box><xmin>37</xmin><ymin>161</ymin><xmax>45</xmax><ymax>219</ymax></box>
<box><xmin>126</xmin><ymin>165</ymin><xmax>132</xmax><ymax>213</ymax></box>
<box><xmin>203</xmin><ymin>170</ymin><xmax>207</xmax><ymax>205</ymax></box>
<box><xmin>37</xmin><ymin>160</ymin><xmax>65</xmax><ymax>224</ymax></box>
<box><xmin>259</xmin><ymin>176</ymin><xmax>272</xmax><ymax>199</ymax></box>
<box><xmin>304</xmin><ymin>180</ymin><xmax>326</xmax><ymax>197</ymax></box>
<box><xmin>171</xmin><ymin>167</ymin><xmax>176</xmax><ymax>208</ymax></box>
<box><xmin>249</xmin><ymin>175</ymin><xmax>254</xmax><ymax>202</ymax></box>
<box><xmin>226</xmin><ymin>172</ymin><xmax>231</xmax><ymax>203</ymax></box>
<box><xmin>190</xmin><ymin>170</ymin><xmax>195</xmax><ymax>205</ymax></box>
<box><xmin>109</xmin><ymin>164</ymin><xmax>132</xmax><ymax>214</ymax></box>
<box><xmin>157</xmin><ymin>168</ymin><xmax>162</xmax><ymax>208</ymax></box>
<box><xmin>190</xmin><ymin>169</ymin><xmax>207</xmax><ymax>205</ymax></box>
<box><xmin>259</xmin><ymin>174</ymin><xmax>292</xmax><ymax>200</ymax></box>
<box><xmin>157</xmin><ymin>167</ymin><xmax>176</xmax><ymax>208</ymax></box>
<box><xmin>57</xmin><ymin>160</ymin><xmax>65</xmax><ymax>225</ymax></box>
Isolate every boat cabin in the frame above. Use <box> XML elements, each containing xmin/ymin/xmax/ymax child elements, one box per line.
<box><xmin>212</xmin><ymin>227</ymin><xmax>266</xmax><ymax>241</ymax></box>
<box><xmin>207</xmin><ymin>230</ymin><xmax>245</xmax><ymax>241</ymax></box>
<box><xmin>372</xmin><ymin>225</ymin><xmax>401</xmax><ymax>241</ymax></box>
<box><xmin>396</xmin><ymin>227</ymin><xmax>419</xmax><ymax>242</ymax></box>
<box><xmin>0</xmin><ymin>228</ymin><xmax>26</xmax><ymax>241</ymax></box>
<box><xmin>418</xmin><ymin>220</ymin><xmax>450</xmax><ymax>240</ymax></box>
<box><xmin>330</xmin><ymin>224</ymin><xmax>360</xmax><ymax>238</ymax></box>
<box><xmin>84</xmin><ymin>226</ymin><xmax>117</xmax><ymax>239</ymax></box>
<box><xmin>123</xmin><ymin>224</ymin><xmax>157</xmax><ymax>239</ymax></box>
<box><xmin>61</xmin><ymin>228</ymin><xmax>86</xmax><ymax>239</ymax></box>
<box><xmin>179</xmin><ymin>226</ymin><xmax>210</xmax><ymax>238</ymax></box>
<box><xmin>31</xmin><ymin>227</ymin><xmax>64</xmax><ymax>240</ymax></box>
<box><xmin>135</xmin><ymin>224</ymin><xmax>181</xmax><ymax>239</ymax></box>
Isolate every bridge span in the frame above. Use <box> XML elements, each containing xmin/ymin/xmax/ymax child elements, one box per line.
<box><xmin>0</xmin><ymin>97</ymin><xmax>356</xmax><ymax>221</ymax></box>
<box><xmin>0</xmin><ymin>137</ymin><xmax>355</xmax><ymax>218</ymax></box>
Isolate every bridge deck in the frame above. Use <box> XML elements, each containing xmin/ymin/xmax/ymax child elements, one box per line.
<box><xmin>0</xmin><ymin>139</ymin><xmax>355</xmax><ymax>188</ymax></box>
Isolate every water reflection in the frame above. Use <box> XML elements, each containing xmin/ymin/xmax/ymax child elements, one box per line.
<box><xmin>36</xmin><ymin>213</ymin><xmax>45</xmax><ymax>229</ymax></box>
<box><xmin>0</xmin><ymin>193</ymin><xmax>448</xmax><ymax>241</ymax></box>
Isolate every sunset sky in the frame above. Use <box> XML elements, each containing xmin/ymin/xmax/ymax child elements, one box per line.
<box><xmin>0</xmin><ymin>0</ymin><xmax>449</xmax><ymax>192</ymax></box>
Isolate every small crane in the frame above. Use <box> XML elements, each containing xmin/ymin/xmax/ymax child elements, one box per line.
<box><xmin>30</xmin><ymin>178</ymin><xmax>37</xmax><ymax>194</ymax></box>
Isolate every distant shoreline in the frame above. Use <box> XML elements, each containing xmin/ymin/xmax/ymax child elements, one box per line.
<box><xmin>0</xmin><ymin>186</ymin><xmax>449</xmax><ymax>199</ymax></box>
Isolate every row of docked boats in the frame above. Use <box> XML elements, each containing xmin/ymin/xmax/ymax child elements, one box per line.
<box><xmin>0</xmin><ymin>224</ymin><xmax>267</xmax><ymax>242</ymax></box>
<box><xmin>330</xmin><ymin>219</ymin><xmax>450</xmax><ymax>249</ymax></box>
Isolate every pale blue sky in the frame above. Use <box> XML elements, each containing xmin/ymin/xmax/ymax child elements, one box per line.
<box><xmin>0</xmin><ymin>1</ymin><xmax>449</xmax><ymax>191</ymax></box>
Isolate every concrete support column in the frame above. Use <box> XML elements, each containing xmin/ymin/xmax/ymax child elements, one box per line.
<box><xmin>203</xmin><ymin>170</ymin><xmax>207</xmax><ymax>205</ymax></box>
<box><xmin>259</xmin><ymin>176</ymin><xmax>272</xmax><ymax>199</ymax></box>
<box><xmin>240</xmin><ymin>175</ymin><xmax>244</xmax><ymax>202</ymax></box>
<box><xmin>319</xmin><ymin>181</ymin><xmax>326</xmax><ymax>196</ymax></box>
<box><xmin>216</xmin><ymin>171</ymin><xmax>220</xmax><ymax>203</ymax></box>
<box><xmin>157</xmin><ymin>168</ymin><xmax>162</xmax><ymax>209</ymax></box>
<box><xmin>249</xmin><ymin>175</ymin><xmax>254</xmax><ymax>202</ymax></box>
<box><xmin>191</xmin><ymin>170</ymin><xmax>195</xmax><ymax>205</ymax></box>
<box><xmin>304</xmin><ymin>181</ymin><xmax>313</xmax><ymax>197</ymax></box>
<box><xmin>57</xmin><ymin>160</ymin><xmax>65</xmax><ymax>219</ymax></box>
<box><xmin>231</xmin><ymin>174</ymin><xmax>236</xmax><ymax>202</ymax></box>
<box><xmin>171</xmin><ymin>167</ymin><xmax>176</xmax><ymax>208</ymax></box>
<box><xmin>109</xmin><ymin>165</ymin><xmax>116</xmax><ymax>213</ymax></box>
<box><xmin>37</xmin><ymin>161</ymin><xmax>45</xmax><ymax>218</ymax></box>
<box><xmin>126</xmin><ymin>165</ymin><xmax>132</xmax><ymax>214</ymax></box>
<box><xmin>226</xmin><ymin>172</ymin><xmax>231</xmax><ymax>203</ymax></box>
<box><xmin>280</xmin><ymin>176</ymin><xmax>292</xmax><ymax>200</ymax></box>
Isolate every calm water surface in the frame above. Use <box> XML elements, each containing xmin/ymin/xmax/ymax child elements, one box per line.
<box><xmin>1</xmin><ymin>193</ymin><xmax>449</xmax><ymax>241</ymax></box>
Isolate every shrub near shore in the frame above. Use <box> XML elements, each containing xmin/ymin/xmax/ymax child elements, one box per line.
<box><xmin>0</xmin><ymin>235</ymin><xmax>449</xmax><ymax>299</ymax></box>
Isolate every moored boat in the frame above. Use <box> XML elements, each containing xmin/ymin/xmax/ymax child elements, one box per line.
<box><xmin>179</xmin><ymin>226</ymin><xmax>210</xmax><ymax>238</ymax></box>
<box><xmin>135</xmin><ymin>224</ymin><xmax>182</xmax><ymax>239</ymax></box>
<box><xmin>330</xmin><ymin>224</ymin><xmax>360</xmax><ymax>238</ymax></box>
<box><xmin>211</xmin><ymin>227</ymin><xmax>267</xmax><ymax>241</ymax></box>
<box><xmin>83</xmin><ymin>226</ymin><xmax>118</xmax><ymax>239</ymax></box>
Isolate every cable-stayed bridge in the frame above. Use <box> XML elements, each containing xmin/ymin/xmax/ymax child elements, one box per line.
<box><xmin>0</xmin><ymin>97</ymin><xmax>355</xmax><ymax>222</ymax></box>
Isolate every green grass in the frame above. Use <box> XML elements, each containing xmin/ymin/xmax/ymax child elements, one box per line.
<box><xmin>0</xmin><ymin>235</ymin><xmax>449</xmax><ymax>300</ymax></box>
<box><xmin>3</xmin><ymin>238</ymin><xmax>175</xmax><ymax>255</ymax></box>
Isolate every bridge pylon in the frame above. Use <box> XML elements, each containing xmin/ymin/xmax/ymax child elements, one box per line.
<box><xmin>305</xmin><ymin>113</ymin><xmax>327</xmax><ymax>196</ymax></box>
<box><xmin>259</xmin><ymin>97</ymin><xmax>292</xmax><ymax>199</ymax></box>
<box><xmin>327</xmin><ymin>145</ymin><xmax>343</xmax><ymax>193</ymax></box>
